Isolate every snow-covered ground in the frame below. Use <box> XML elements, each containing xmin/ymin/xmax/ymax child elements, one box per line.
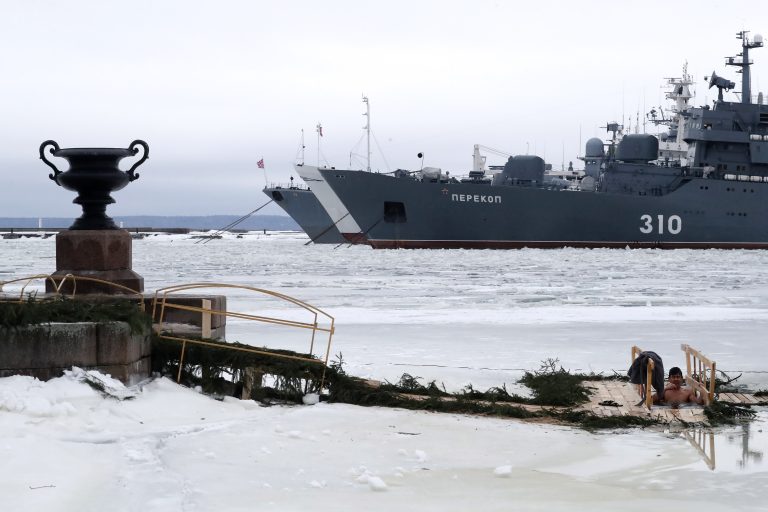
<box><xmin>2</xmin><ymin>233</ymin><xmax>767</xmax><ymax>510</ymax></box>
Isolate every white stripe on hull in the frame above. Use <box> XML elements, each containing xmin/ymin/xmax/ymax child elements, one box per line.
<box><xmin>294</xmin><ymin>165</ymin><xmax>362</xmax><ymax>234</ymax></box>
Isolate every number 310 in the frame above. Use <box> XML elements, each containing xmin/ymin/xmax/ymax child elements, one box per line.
<box><xmin>639</xmin><ymin>214</ymin><xmax>682</xmax><ymax>234</ymax></box>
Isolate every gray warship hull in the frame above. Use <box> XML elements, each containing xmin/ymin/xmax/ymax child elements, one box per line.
<box><xmin>262</xmin><ymin>186</ymin><xmax>344</xmax><ymax>244</ymax></box>
<box><xmin>317</xmin><ymin>169</ymin><xmax>768</xmax><ymax>249</ymax></box>
<box><xmin>307</xmin><ymin>32</ymin><xmax>768</xmax><ymax>249</ymax></box>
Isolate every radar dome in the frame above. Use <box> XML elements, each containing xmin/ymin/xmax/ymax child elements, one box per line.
<box><xmin>585</xmin><ymin>138</ymin><xmax>604</xmax><ymax>157</ymax></box>
<box><xmin>755</xmin><ymin>34</ymin><xmax>764</xmax><ymax>45</ymax></box>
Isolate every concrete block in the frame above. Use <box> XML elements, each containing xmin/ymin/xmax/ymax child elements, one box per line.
<box><xmin>0</xmin><ymin>324</ymin><xmax>50</xmax><ymax>367</ymax></box>
<box><xmin>45</xmin><ymin>323</ymin><xmax>100</xmax><ymax>367</ymax></box>
<box><xmin>0</xmin><ymin>367</ymin><xmax>64</xmax><ymax>380</ymax></box>
<box><xmin>0</xmin><ymin>321</ymin><xmax>150</xmax><ymax>383</ymax></box>
<box><xmin>96</xmin><ymin>322</ymin><xmax>151</xmax><ymax>364</ymax></box>
<box><xmin>146</xmin><ymin>294</ymin><xmax>227</xmax><ymax>328</ymax></box>
<box><xmin>0</xmin><ymin>323</ymin><xmax>98</xmax><ymax>368</ymax></box>
<box><xmin>95</xmin><ymin>356</ymin><xmax>151</xmax><ymax>385</ymax></box>
<box><xmin>153</xmin><ymin>323</ymin><xmax>226</xmax><ymax>341</ymax></box>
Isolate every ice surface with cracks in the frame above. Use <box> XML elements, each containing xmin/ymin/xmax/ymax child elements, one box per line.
<box><xmin>2</xmin><ymin>233</ymin><xmax>768</xmax><ymax>510</ymax></box>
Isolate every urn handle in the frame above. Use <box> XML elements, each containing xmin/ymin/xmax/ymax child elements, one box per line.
<box><xmin>40</xmin><ymin>140</ymin><xmax>62</xmax><ymax>185</ymax></box>
<box><xmin>126</xmin><ymin>140</ymin><xmax>149</xmax><ymax>182</ymax></box>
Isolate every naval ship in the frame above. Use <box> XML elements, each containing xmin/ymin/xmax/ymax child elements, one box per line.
<box><xmin>311</xmin><ymin>31</ymin><xmax>768</xmax><ymax>249</ymax></box>
<box><xmin>262</xmin><ymin>180</ymin><xmax>345</xmax><ymax>244</ymax></box>
<box><xmin>262</xmin><ymin>127</ymin><xmax>345</xmax><ymax>244</ymax></box>
<box><xmin>293</xmin><ymin>96</ymin><xmax>372</xmax><ymax>243</ymax></box>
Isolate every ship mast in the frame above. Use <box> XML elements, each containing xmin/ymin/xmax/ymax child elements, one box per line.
<box><xmin>362</xmin><ymin>95</ymin><xmax>371</xmax><ymax>172</ymax></box>
<box><xmin>300</xmin><ymin>129</ymin><xmax>305</xmax><ymax>165</ymax></box>
<box><xmin>726</xmin><ymin>30</ymin><xmax>764</xmax><ymax>104</ymax></box>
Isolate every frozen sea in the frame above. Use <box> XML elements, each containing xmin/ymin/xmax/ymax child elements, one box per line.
<box><xmin>2</xmin><ymin>231</ymin><xmax>767</xmax><ymax>510</ymax></box>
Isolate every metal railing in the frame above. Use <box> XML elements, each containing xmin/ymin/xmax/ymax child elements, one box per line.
<box><xmin>264</xmin><ymin>182</ymin><xmax>311</xmax><ymax>191</ymax></box>
<box><xmin>151</xmin><ymin>283</ymin><xmax>335</xmax><ymax>391</ymax></box>
<box><xmin>0</xmin><ymin>273</ymin><xmax>144</xmax><ymax>308</ymax></box>
<box><xmin>2</xmin><ymin>275</ymin><xmax>336</xmax><ymax>394</ymax></box>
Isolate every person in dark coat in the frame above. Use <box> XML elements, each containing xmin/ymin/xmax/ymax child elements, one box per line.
<box><xmin>627</xmin><ymin>351</ymin><xmax>665</xmax><ymax>403</ymax></box>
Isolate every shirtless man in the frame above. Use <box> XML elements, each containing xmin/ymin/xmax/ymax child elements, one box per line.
<box><xmin>663</xmin><ymin>367</ymin><xmax>704</xmax><ymax>407</ymax></box>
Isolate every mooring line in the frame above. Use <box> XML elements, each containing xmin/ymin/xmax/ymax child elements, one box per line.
<box><xmin>334</xmin><ymin>215</ymin><xmax>384</xmax><ymax>249</ymax></box>
<box><xmin>196</xmin><ymin>199</ymin><xmax>274</xmax><ymax>244</ymax></box>
<box><xmin>304</xmin><ymin>212</ymin><xmax>350</xmax><ymax>246</ymax></box>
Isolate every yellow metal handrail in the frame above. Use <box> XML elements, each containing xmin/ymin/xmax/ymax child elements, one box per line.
<box><xmin>681</xmin><ymin>344</ymin><xmax>716</xmax><ymax>405</ymax></box>
<box><xmin>0</xmin><ymin>274</ymin><xmax>60</xmax><ymax>301</ymax></box>
<box><xmin>151</xmin><ymin>283</ymin><xmax>335</xmax><ymax>391</ymax></box>
<box><xmin>1</xmin><ymin>275</ymin><xmax>337</xmax><ymax>396</ymax></box>
<box><xmin>0</xmin><ymin>273</ymin><xmax>144</xmax><ymax>309</ymax></box>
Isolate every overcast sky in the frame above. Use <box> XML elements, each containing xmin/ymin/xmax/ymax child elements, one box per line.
<box><xmin>2</xmin><ymin>0</ymin><xmax>767</xmax><ymax>216</ymax></box>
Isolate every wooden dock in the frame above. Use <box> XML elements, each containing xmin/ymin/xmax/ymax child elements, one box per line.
<box><xmin>368</xmin><ymin>372</ymin><xmax>766</xmax><ymax>426</ymax></box>
<box><xmin>718</xmin><ymin>392</ymin><xmax>767</xmax><ymax>405</ymax></box>
<box><xmin>581</xmin><ymin>380</ymin><xmax>767</xmax><ymax>425</ymax></box>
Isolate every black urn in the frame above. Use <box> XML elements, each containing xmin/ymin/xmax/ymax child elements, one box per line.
<box><xmin>40</xmin><ymin>140</ymin><xmax>148</xmax><ymax>230</ymax></box>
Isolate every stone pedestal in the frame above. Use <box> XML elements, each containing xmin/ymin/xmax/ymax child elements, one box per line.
<box><xmin>46</xmin><ymin>230</ymin><xmax>144</xmax><ymax>294</ymax></box>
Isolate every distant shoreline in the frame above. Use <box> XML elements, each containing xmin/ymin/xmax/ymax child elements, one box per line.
<box><xmin>1</xmin><ymin>227</ymin><xmax>305</xmax><ymax>240</ymax></box>
<box><xmin>0</xmin><ymin>214</ymin><xmax>298</xmax><ymax>232</ymax></box>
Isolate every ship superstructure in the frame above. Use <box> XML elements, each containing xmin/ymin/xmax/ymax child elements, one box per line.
<box><xmin>314</xmin><ymin>31</ymin><xmax>768</xmax><ymax>249</ymax></box>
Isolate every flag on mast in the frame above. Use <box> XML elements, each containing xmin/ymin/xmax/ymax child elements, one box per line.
<box><xmin>257</xmin><ymin>158</ymin><xmax>264</xmax><ymax>169</ymax></box>
<box><xmin>316</xmin><ymin>123</ymin><xmax>323</xmax><ymax>137</ymax></box>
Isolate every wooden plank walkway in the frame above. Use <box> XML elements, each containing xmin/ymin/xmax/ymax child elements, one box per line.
<box><xmin>581</xmin><ymin>381</ymin><xmax>707</xmax><ymax>423</ymax></box>
<box><xmin>365</xmin><ymin>379</ymin><xmax>765</xmax><ymax>426</ymax></box>
<box><xmin>582</xmin><ymin>381</ymin><xmax>767</xmax><ymax>425</ymax></box>
<box><xmin>718</xmin><ymin>392</ymin><xmax>768</xmax><ymax>406</ymax></box>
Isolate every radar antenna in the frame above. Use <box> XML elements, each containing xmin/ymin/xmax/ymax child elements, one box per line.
<box><xmin>724</xmin><ymin>30</ymin><xmax>764</xmax><ymax>104</ymax></box>
<box><xmin>706</xmin><ymin>71</ymin><xmax>736</xmax><ymax>101</ymax></box>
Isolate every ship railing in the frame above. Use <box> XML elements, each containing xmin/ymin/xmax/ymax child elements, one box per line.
<box><xmin>265</xmin><ymin>182</ymin><xmax>310</xmax><ymax>191</ymax></box>
<box><xmin>681</xmin><ymin>344</ymin><xmax>715</xmax><ymax>405</ymax></box>
<box><xmin>630</xmin><ymin>345</ymin><xmax>656</xmax><ymax>410</ymax></box>
<box><xmin>721</xmin><ymin>174</ymin><xmax>768</xmax><ymax>182</ymax></box>
<box><xmin>685</xmin><ymin>168</ymin><xmax>768</xmax><ymax>183</ymax></box>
